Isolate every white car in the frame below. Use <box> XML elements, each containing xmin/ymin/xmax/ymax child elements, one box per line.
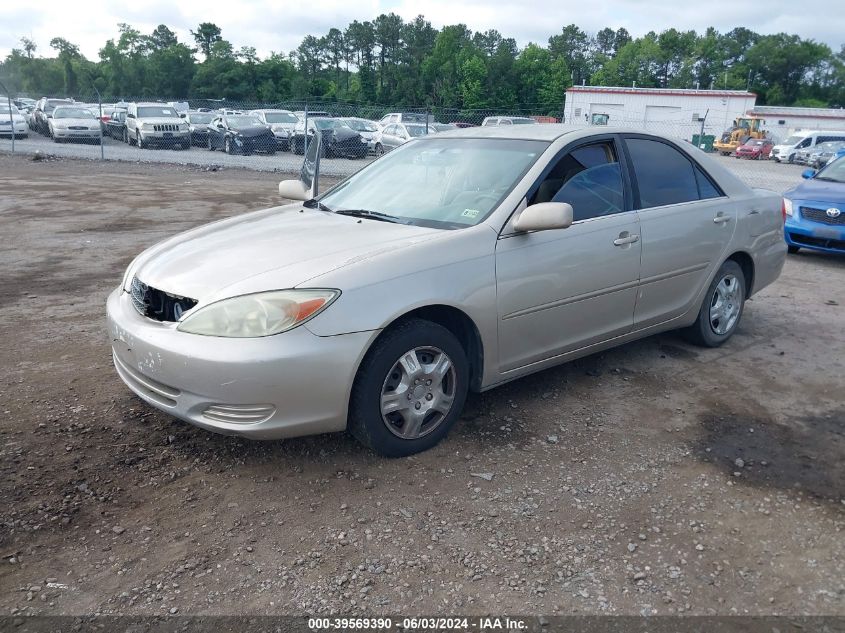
<box><xmin>250</xmin><ymin>109</ymin><xmax>299</xmax><ymax>151</ymax></box>
<box><xmin>373</xmin><ymin>122</ymin><xmax>434</xmax><ymax>155</ymax></box>
<box><xmin>48</xmin><ymin>106</ymin><xmax>101</xmax><ymax>143</ymax></box>
<box><xmin>482</xmin><ymin>116</ymin><xmax>539</xmax><ymax>127</ymax></box>
<box><xmin>0</xmin><ymin>103</ymin><xmax>29</xmax><ymax>138</ymax></box>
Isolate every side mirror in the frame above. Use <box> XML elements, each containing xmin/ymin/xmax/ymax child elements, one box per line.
<box><xmin>278</xmin><ymin>179</ymin><xmax>310</xmax><ymax>201</ymax></box>
<box><xmin>802</xmin><ymin>169</ymin><xmax>816</xmax><ymax>179</ymax></box>
<box><xmin>514</xmin><ymin>202</ymin><xmax>574</xmax><ymax>232</ymax></box>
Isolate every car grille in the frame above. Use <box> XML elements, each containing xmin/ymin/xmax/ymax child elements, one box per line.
<box><xmin>130</xmin><ymin>276</ymin><xmax>198</xmax><ymax>322</ymax></box>
<box><xmin>800</xmin><ymin>206</ymin><xmax>845</xmax><ymax>226</ymax></box>
<box><xmin>68</xmin><ymin>126</ymin><xmax>89</xmax><ymax>130</ymax></box>
<box><xmin>153</xmin><ymin>124</ymin><xmax>179</xmax><ymax>132</ymax></box>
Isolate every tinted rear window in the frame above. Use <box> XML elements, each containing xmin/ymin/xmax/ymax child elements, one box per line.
<box><xmin>626</xmin><ymin>138</ymin><xmax>700</xmax><ymax>208</ymax></box>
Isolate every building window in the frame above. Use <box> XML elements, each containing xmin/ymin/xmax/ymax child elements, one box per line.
<box><xmin>574</xmin><ymin>108</ymin><xmax>581</xmax><ymax>117</ymax></box>
<box><xmin>692</xmin><ymin>112</ymin><xmax>700</xmax><ymax>121</ymax></box>
<box><xmin>778</xmin><ymin>120</ymin><xmax>786</xmax><ymax>125</ymax></box>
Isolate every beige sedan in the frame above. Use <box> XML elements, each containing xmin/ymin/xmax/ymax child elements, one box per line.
<box><xmin>108</xmin><ymin>126</ymin><xmax>786</xmax><ymax>456</ymax></box>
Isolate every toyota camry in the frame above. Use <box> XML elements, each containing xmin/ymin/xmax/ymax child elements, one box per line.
<box><xmin>108</xmin><ymin>126</ymin><xmax>786</xmax><ymax>456</ymax></box>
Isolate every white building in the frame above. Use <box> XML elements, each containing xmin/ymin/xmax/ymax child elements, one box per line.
<box><xmin>745</xmin><ymin>105</ymin><xmax>845</xmax><ymax>142</ymax></box>
<box><xmin>564</xmin><ymin>86</ymin><xmax>757</xmax><ymax>141</ymax></box>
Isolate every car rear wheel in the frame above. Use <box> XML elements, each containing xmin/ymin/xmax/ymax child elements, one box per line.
<box><xmin>348</xmin><ymin>318</ymin><xmax>469</xmax><ymax>457</ymax></box>
<box><xmin>682</xmin><ymin>260</ymin><xmax>746</xmax><ymax>348</ymax></box>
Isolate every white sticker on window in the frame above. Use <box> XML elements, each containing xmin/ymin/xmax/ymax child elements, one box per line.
<box><xmin>461</xmin><ymin>209</ymin><xmax>480</xmax><ymax>218</ymax></box>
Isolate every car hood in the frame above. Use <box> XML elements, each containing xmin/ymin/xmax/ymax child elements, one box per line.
<box><xmin>131</xmin><ymin>205</ymin><xmax>442</xmax><ymax>303</ymax></box>
<box><xmin>322</xmin><ymin>127</ymin><xmax>360</xmax><ymax>142</ymax></box>
<box><xmin>230</xmin><ymin>125</ymin><xmax>272</xmax><ymax>137</ymax></box>
<box><xmin>270</xmin><ymin>123</ymin><xmax>295</xmax><ymax>133</ymax></box>
<box><xmin>785</xmin><ymin>179</ymin><xmax>845</xmax><ymax>204</ymax></box>
<box><xmin>140</xmin><ymin>117</ymin><xmax>184</xmax><ymax>125</ymax></box>
<box><xmin>53</xmin><ymin>117</ymin><xmax>98</xmax><ymax>126</ymax></box>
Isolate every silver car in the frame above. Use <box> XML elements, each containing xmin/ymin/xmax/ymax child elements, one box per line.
<box><xmin>49</xmin><ymin>106</ymin><xmax>101</xmax><ymax>143</ymax></box>
<box><xmin>107</xmin><ymin>126</ymin><xmax>786</xmax><ymax>457</ymax></box>
<box><xmin>373</xmin><ymin>122</ymin><xmax>433</xmax><ymax>155</ymax></box>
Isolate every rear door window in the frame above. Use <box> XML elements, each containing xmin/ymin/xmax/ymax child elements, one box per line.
<box><xmin>625</xmin><ymin>138</ymin><xmax>700</xmax><ymax>208</ymax></box>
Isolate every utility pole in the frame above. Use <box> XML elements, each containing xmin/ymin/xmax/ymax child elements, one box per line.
<box><xmin>93</xmin><ymin>85</ymin><xmax>104</xmax><ymax>160</ymax></box>
<box><xmin>0</xmin><ymin>79</ymin><xmax>14</xmax><ymax>154</ymax></box>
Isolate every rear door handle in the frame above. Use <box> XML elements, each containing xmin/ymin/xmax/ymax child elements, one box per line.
<box><xmin>613</xmin><ymin>233</ymin><xmax>640</xmax><ymax>246</ymax></box>
<box><xmin>713</xmin><ymin>214</ymin><xmax>732</xmax><ymax>224</ymax></box>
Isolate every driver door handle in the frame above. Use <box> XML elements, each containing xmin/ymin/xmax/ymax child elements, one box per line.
<box><xmin>613</xmin><ymin>233</ymin><xmax>640</xmax><ymax>246</ymax></box>
<box><xmin>713</xmin><ymin>213</ymin><xmax>732</xmax><ymax>224</ymax></box>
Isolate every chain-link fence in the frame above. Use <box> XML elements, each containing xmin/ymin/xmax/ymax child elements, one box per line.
<box><xmin>0</xmin><ymin>94</ymin><xmax>809</xmax><ymax>192</ymax></box>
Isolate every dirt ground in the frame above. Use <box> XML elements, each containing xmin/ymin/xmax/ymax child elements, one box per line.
<box><xmin>0</xmin><ymin>154</ymin><xmax>843</xmax><ymax>617</ymax></box>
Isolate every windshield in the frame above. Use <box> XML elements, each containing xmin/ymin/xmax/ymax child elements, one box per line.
<box><xmin>511</xmin><ymin>118</ymin><xmax>537</xmax><ymax>125</ymax></box>
<box><xmin>318</xmin><ymin>138</ymin><xmax>547</xmax><ymax>229</ymax></box>
<box><xmin>745</xmin><ymin>139</ymin><xmax>765</xmax><ymax>146</ymax></box>
<box><xmin>0</xmin><ymin>105</ymin><xmax>20</xmax><ymax>114</ymax></box>
<box><xmin>814</xmin><ymin>157</ymin><xmax>845</xmax><ymax>183</ymax></box>
<box><xmin>405</xmin><ymin>125</ymin><xmax>429</xmax><ymax>137</ymax></box>
<box><xmin>782</xmin><ymin>135</ymin><xmax>805</xmax><ymax>146</ymax></box>
<box><xmin>137</xmin><ymin>106</ymin><xmax>179</xmax><ymax>118</ymax></box>
<box><xmin>188</xmin><ymin>113</ymin><xmax>214</xmax><ymax>124</ymax></box>
<box><xmin>227</xmin><ymin>115</ymin><xmax>263</xmax><ymax>126</ymax></box>
<box><xmin>264</xmin><ymin>112</ymin><xmax>298</xmax><ymax>123</ymax></box>
<box><xmin>401</xmin><ymin>113</ymin><xmax>427</xmax><ymax>123</ymax></box>
<box><xmin>314</xmin><ymin>118</ymin><xmax>346</xmax><ymax>130</ymax></box>
<box><xmin>45</xmin><ymin>100</ymin><xmax>72</xmax><ymax>112</ymax></box>
<box><xmin>53</xmin><ymin>107</ymin><xmax>95</xmax><ymax>119</ymax></box>
<box><xmin>344</xmin><ymin>119</ymin><xmax>378</xmax><ymax>132</ymax></box>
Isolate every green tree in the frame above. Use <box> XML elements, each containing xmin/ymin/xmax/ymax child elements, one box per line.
<box><xmin>191</xmin><ymin>23</ymin><xmax>222</xmax><ymax>60</ymax></box>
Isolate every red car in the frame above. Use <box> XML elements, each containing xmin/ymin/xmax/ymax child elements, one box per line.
<box><xmin>735</xmin><ymin>138</ymin><xmax>774</xmax><ymax>160</ymax></box>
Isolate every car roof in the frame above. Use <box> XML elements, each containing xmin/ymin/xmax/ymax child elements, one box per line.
<box><xmin>427</xmin><ymin>124</ymin><xmax>605</xmax><ymax>141</ymax></box>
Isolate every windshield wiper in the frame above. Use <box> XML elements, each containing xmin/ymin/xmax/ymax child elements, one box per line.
<box><xmin>334</xmin><ymin>209</ymin><xmax>404</xmax><ymax>223</ymax></box>
<box><xmin>303</xmin><ymin>198</ymin><xmax>333</xmax><ymax>212</ymax></box>
<box><xmin>812</xmin><ymin>176</ymin><xmax>840</xmax><ymax>182</ymax></box>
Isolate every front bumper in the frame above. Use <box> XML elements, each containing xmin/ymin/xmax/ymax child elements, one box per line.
<box><xmin>106</xmin><ymin>288</ymin><xmax>376</xmax><ymax>439</ymax></box>
<box><xmin>52</xmin><ymin>128</ymin><xmax>99</xmax><ymax>139</ymax></box>
<box><xmin>785</xmin><ymin>205</ymin><xmax>845</xmax><ymax>254</ymax></box>
<box><xmin>0</xmin><ymin>122</ymin><xmax>27</xmax><ymax>136</ymax></box>
<box><xmin>140</xmin><ymin>130</ymin><xmax>190</xmax><ymax>145</ymax></box>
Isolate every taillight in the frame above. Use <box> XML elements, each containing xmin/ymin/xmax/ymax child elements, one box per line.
<box><xmin>781</xmin><ymin>199</ymin><xmax>786</xmax><ymax>223</ymax></box>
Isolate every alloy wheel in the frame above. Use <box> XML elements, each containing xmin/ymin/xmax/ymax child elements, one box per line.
<box><xmin>380</xmin><ymin>346</ymin><xmax>457</xmax><ymax>440</ymax></box>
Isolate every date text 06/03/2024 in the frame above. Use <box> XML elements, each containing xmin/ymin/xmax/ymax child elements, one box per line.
<box><xmin>308</xmin><ymin>617</ymin><xmax>527</xmax><ymax>630</ymax></box>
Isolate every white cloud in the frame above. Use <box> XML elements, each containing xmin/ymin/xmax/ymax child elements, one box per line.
<box><xmin>0</xmin><ymin>0</ymin><xmax>842</xmax><ymax>61</ymax></box>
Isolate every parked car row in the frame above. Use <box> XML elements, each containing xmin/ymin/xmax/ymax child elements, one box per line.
<box><xmin>11</xmin><ymin>96</ymin><xmax>559</xmax><ymax>159</ymax></box>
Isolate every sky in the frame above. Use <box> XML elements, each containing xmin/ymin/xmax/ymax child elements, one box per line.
<box><xmin>2</xmin><ymin>0</ymin><xmax>843</xmax><ymax>61</ymax></box>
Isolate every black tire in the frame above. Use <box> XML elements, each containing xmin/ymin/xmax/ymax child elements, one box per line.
<box><xmin>348</xmin><ymin>318</ymin><xmax>469</xmax><ymax>457</ymax></box>
<box><xmin>208</xmin><ymin>136</ymin><xmax>214</xmax><ymax>151</ymax></box>
<box><xmin>787</xmin><ymin>245</ymin><xmax>800</xmax><ymax>254</ymax></box>
<box><xmin>137</xmin><ymin>132</ymin><xmax>146</xmax><ymax>149</ymax></box>
<box><xmin>375</xmin><ymin>143</ymin><xmax>384</xmax><ymax>156</ymax></box>
<box><xmin>225</xmin><ymin>137</ymin><xmax>234</xmax><ymax>154</ymax></box>
<box><xmin>682</xmin><ymin>260</ymin><xmax>746</xmax><ymax>348</ymax></box>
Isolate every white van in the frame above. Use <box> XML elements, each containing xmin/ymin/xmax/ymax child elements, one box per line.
<box><xmin>771</xmin><ymin>130</ymin><xmax>845</xmax><ymax>163</ymax></box>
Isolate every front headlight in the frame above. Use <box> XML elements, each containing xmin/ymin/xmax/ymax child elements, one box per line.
<box><xmin>783</xmin><ymin>198</ymin><xmax>794</xmax><ymax>217</ymax></box>
<box><xmin>176</xmin><ymin>289</ymin><xmax>339</xmax><ymax>337</ymax></box>
<box><xmin>141</xmin><ymin>122</ymin><xmax>152</xmax><ymax>130</ymax></box>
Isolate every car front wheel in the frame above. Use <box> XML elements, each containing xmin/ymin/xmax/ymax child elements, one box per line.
<box><xmin>348</xmin><ymin>318</ymin><xmax>469</xmax><ymax>457</ymax></box>
<box><xmin>683</xmin><ymin>260</ymin><xmax>746</xmax><ymax>347</ymax></box>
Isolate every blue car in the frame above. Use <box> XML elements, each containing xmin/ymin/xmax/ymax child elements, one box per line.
<box><xmin>783</xmin><ymin>156</ymin><xmax>845</xmax><ymax>255</ymax></box>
